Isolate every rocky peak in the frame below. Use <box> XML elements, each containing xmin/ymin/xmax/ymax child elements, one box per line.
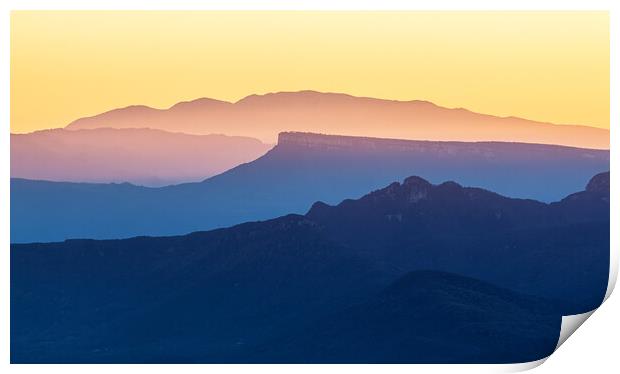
<box><xmin>586</xmin><ymin>172</ymin><xmax>610</xmax><ymax>194</ymax></box>
<box><xmin>402</xmin><ymin>176</ymin><xmax>433</xmax><ymax>203</ymax></box>
<box><xmin>403</xmin><ymin>176</ymin><xmax>432</xmax><ymax>189</ymax></box>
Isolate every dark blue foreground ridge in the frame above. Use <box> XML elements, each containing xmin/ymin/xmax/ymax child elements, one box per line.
<box><xmin>11</xmin><ymin>172</ymin><xmax>609</xmax><ymax>363</ymax></box>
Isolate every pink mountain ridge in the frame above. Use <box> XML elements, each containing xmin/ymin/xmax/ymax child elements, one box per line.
<box><xmin>10</xmin><ymin>128</ymin><xmax>271</xmax><ymax>187</ymax></box>
<box><xmin>66</xmin><ymin>91</ymin><xmax>609</xmax><ymax>148</ymax></box>
<box><xmin>11</xmin><ymin>91</ymin><xmax>609</xmax><ymax>186</ymax></box>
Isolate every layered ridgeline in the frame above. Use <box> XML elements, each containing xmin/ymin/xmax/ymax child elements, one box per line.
<box><xmin>11</xmin><ymin>132</ymin><xmax>609</xmax><ymax>243</ymax></box>
<box><xmin>11</xmin><ymin>172</ymin><xmax>609</xmax><ymax>363</ymax></box>
<box><xmin>64</xmin><ymin>91</ymin><xmax>609</xmax><ymax>149</ymax></box>
<box><xmin>11</xmin><ymin>128</ymin><xmax>271</xmax><ymax>186</ymax></box>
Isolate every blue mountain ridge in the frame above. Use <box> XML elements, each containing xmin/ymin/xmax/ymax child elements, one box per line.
<box><xmin>11</xmin><ymin>172</ymin><xmax>609</xmax><ymax>363</ymax></box>
<box><xmin>11</xmin><ymin>132</ymin><xmax>609</xmax><ymax>243</ymax></box>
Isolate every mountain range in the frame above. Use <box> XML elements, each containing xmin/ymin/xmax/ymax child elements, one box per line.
<box><xmin>11</xmin><ymin>172</ymin><xmax>609</xmax><ymax>363</ymax></box>
<box><xmin>64</xmin><ymin>91</ymin><xmax>609</xmax><ymax>149</ymax></box>
<box><xmin>10</xmin><ymin>132</ymin><xmax>609</xmax><ymax>243</ymax></box>
<box><xmin>251</xmin><ymin>271</ymin><xmax>564</xmax><ymax>364</ymax></box>
<box><xmin>11</xmin><ymin>128</ymin><xmax>271</xmax><ymax>186</ymax></box>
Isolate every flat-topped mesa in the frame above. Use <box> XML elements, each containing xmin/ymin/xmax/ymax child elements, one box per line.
<box><xmin>277</xmin><ymin>132</ymin><xmax>449</xmax><ymax>152</ymax></box>
<box><xmin>277</xmin><ymin>132</ymin><xmax>380</xmax><ymax>149</ymax></box>
<box><xmin>275</xmin><ymin>132</ymin><xmax>610</xmax><ymax>155</ymax></box>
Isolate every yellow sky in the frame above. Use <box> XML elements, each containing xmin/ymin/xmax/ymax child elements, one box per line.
<box><xmin>10</xmin><ymin>11</ymin><xmax>609</xmax><ymax>133</ymax></box>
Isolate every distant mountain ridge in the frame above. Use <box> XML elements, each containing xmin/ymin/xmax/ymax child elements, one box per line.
<box><xmin>278</xmin><ymin>131</ymin><xmax>603</xmax><ymax>152</ymax></box>
<box><xmin>10</xmin><ymin>132</ymin><xmax>608</xmax><ymax>243</ymax></box>
<box><xmin>10</xmin><ymin>128</ymin><xmax>271</xmax><ymax>186</ymax></box>
<box><xmin>65</xmin><ymin>91</ymin><xmax>609</xmax><ymax>149</ymax></box>
<box><xmin>11</xmin><ymin>172</ymin><xmax>609</xmax><ymax>363</ymax></box>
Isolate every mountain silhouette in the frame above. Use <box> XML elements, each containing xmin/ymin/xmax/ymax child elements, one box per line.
<box><xmin>11</xmin><ymin>128</ymin><xmax>270</xmax><ymax>186</ymax></box>
<box><xmin>11</xmin><ymin>133</ymin><xmax>608</xmax><ymax>243</ymax></box>
<box><xmin>11</xmin><ymin>172</ymin><xmax>609</xmax><ymax>363</ymax></box>
<box><xmin>64</xmin><ymin>91</ymin><xmax>609</xmax><ymax>149</ymax></box>
<box><xmin>306</xmin><ymin>171</ymin><xmax>610</xmax><ymax>310</ymax></box>
<box><xmin>250</xmin><ymin>271</ymin><xmax>562</xmax><ymax>363</ymax></box>
<box><xmin>11</xmin><ymin>214</ymin><xmax>392</xmax><ymax>363</ymax></box>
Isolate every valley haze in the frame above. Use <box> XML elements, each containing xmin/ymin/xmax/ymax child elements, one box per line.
<box><xmin>10</xmin><ymin>128</ymin><xmax>271</xmax><ymax>186</ymax></box>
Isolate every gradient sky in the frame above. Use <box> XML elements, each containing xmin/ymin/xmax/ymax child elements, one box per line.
<box><xmin>11</xmin><ymin>11</ymin><xmax>609</xmax><ymax>133</ymax></box>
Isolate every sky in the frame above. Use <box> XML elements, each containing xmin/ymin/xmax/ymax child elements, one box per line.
<box><xmin>10</xmin><ymin>11</ymin><xmax>609</xmax><ymax>134</ymax></box>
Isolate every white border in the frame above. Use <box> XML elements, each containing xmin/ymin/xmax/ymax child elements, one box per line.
<box><xmin>1</xmin><ymin>1</ymin><xmax>617</xmax><ymax>373</ymax></box>
<box><xmin>0</xmin><ymin>0</ymin><xmax>617</xmax><ymax>10</ymax></box>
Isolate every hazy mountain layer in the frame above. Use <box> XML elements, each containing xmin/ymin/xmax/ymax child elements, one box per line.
<box><xmin>10</xmin><ymin>133</ymin><xmax>608</xmax><ymax>243</ymax></box>
<box><xmin>11</xmin><ymin>128</ymin><xmax>271</xmax><ymax>186</ymax></box>
<box><xmin>65</xmin><ymin>91</ymin><xmax>609</xmax><ymax>149</ymax></box>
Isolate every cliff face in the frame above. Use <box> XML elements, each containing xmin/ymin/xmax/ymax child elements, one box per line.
<box><xmin>276</xmin><ymin>131</ymin><xmax>609</xmax><ymax>158</ymax></box>
<box><xmin>277</xmin><ymin>132</ymin><xmax>384</xmax><ymax>150</ymax></box>
<box><xmin>276</xmin><ymin>132</ymin><xmax>444</xmax><ymax>151</ymax></box>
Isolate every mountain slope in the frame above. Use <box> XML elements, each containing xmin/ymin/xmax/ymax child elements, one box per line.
<box><xmin>11</xmin><ymin>173</ymin><xmax>608</xmax><ymax>363</ymax></box>
<box><xmin>11</xmin><ymin>128</ymin><xmax>271</xmax><ymax>186</ymax></box>
<box><xmin>65</xmin><ymin>91</ymin><xmax>609</xmax><ymax>149</ymax></box>
<box><xmin>251</xmin><ymin>271</ymin><xmax>562</xmax><ymax>363</ymax></box>
<box><xmin>306</xmin><ymin>172</ymin><xmax>610</xmax><ymax>310</ymax></box>
<box><xmin>11</xmin><ymin>215</ymin><xmax>392</xmax><ymax>363</ymax></box>
<box><xmin>10</xmin><ymin>133</ymin><xmax>609</xmax><ymax>243</ymax></box>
